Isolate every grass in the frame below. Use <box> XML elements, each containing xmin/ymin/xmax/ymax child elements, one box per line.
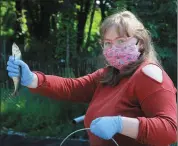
<box><xmin>1</xmin><ymin>87</ymin><xmax>88</xmax><ymax>138</ymax></box>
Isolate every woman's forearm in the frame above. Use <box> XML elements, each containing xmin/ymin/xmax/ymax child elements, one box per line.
<box><xmin>120</xmin><ymin>116</ymin><xmax>140</xmax><ymax>139</ymax></box>
<box><xmin>27</xmin><ymin>73</ymin><xmax>38</xmax><ymax>88</ymax></box>
<box><xmin>27</xmin><ymin>71</ymin><xmax>101</xmax><ymax>103</ymax></box>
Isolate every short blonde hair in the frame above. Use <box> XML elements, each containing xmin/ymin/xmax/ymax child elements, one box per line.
<box><xmin>100</xmin><ymin>10</ymin><xmax>160</xmax><ymax>64</ymax></box>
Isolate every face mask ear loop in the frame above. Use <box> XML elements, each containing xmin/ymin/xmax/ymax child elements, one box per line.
<box><xmin>60</xmin><ymin>128</ymin><xmax>119</xmax><ymax>146</ymax></box>
<box><xmin>135</xmin><ymin>37</ymin><xmax>139</xmax><ymax>45</ymax></box>
<box><xmin>136</xmin><ymin>41</ymin><xmax>139</xmax><ymax>45</ymax></box>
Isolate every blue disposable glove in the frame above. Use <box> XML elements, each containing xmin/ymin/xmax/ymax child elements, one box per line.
<box><xmin>90</xmin><ymin>116</ymin><xmax>123</xmax><ymax>140</ymax></box>
<box><xmin>6</xmin><ymin>56</ymin><xmax>34</xmax><ymax>86</ymax></box>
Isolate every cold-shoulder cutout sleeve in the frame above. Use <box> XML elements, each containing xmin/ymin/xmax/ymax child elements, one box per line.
<box><xmin>134</xmin><ymin>64</ymin><xmax>177</xmax><ymax>145</ymax></box>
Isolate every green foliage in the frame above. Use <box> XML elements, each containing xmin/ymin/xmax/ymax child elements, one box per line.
<box><xmin>84</xmin><ymin>8</ymin><xmax>101</xmax><ymax>56</ymax></box>
<box><xmin>107</xmin><ymin>0</ymin><xmax>127</xmax><ymax>15</ymax></box>
<box><xmin>17</xmin><ymin>9</ymin><xmax>28</xmax><ymax>35</ymax></box>
<box><xmin>1</xmin><ymin>87</ymin><xmax>87</xmax><ymax>137</ymax></box>
<box><xmin>49</xmin><ymin>11</ymin><xmax>77</xmax><ymax>62</ymax></box>
<box><xmin>16</xmin><ymin>8</ymin><xmax>31</xmax><ymax>52</ymax></box>
<box><xmin>0</xmin><ymin>1</ymin><xmax>16</xmax><ymax>37</ymax></box>
<box><xmin>85</xmin><ymin>9</ymin><xmax>101</xmax><ymax>42</ymax></box>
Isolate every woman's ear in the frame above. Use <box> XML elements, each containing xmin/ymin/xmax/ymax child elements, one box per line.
<box><xmin>137</xmin><ymin>40</ymin><xmax>144</xmax><ymax>51</ymax></box>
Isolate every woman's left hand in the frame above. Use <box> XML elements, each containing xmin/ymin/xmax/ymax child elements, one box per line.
<box><xmin>90</xmin><ymin>116</ymin><xmax>123</xmax><ymax>140</ymax></box>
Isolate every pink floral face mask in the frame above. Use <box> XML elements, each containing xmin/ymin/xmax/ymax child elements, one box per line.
<box><xmin>103</xmin><ymin>37</ymin><xmax>141</xmax><ymax>70</ymax></box>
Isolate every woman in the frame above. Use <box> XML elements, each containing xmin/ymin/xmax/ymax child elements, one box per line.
<box><xmin>7</xmin><ymin>11</ymin><xmax>177</xmax><ymax>146</ymax></box>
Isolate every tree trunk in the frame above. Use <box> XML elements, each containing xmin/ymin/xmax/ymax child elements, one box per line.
<box><xmin>73</xmin><ymin>0</ymin><xmax>91</xmax><ymax>77</ymax></box>
<box><xmin>85</xmin><ymin>0</ymin><xmax>97</xmax><ymax>49</ymax></box>
<box><xmin>76</xmin><ymin>0</ymin><xmax>91</xmax><ymax>55</ymax></box>
<box><xmin>66</xmin><ymin>27</ymin><xmax>70</xmax><ymax>77</ymax></box>
<box><xmin>99</xmin><ymin>0</ymin><xmax>106</xmax><ymax>21</ymax></box>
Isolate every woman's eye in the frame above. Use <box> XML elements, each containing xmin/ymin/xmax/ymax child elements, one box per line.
<box><xmin>104</xmin><ymin>42</ymin><xmax>110</xmax><ymax>45</ymax></box>
<box><xmin>117</xmin><ymin>40</ymin><xmax>124</xmax><ymax>44</ymax></box>
<box><xmin>104</xmin><ymin>42</ymin><xmax>111</xmax><ymax>47</ymax></box>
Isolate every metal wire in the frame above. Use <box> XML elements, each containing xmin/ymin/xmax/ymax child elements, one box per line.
<box><xmin>60</xmin><ymin>128</ymin><xmax>119</xmax><ymax>146</ymax></box>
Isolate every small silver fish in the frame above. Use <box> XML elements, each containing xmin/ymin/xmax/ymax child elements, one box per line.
<box><xmin>11</xmin><ymin>42</ymin><xmax>22</xmax><ymax>96</ymax></box>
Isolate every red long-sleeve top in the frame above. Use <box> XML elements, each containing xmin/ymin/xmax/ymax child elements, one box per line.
<box><xmin>29</xmin><ymin>61</ymin><xmax>177</xmax><ymax>146</ymax></box>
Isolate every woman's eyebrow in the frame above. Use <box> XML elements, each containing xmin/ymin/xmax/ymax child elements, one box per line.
<box><xmin>103</xmin><ymin>36</ymin><xmax>123</xmax><ymax>41</ymax></box>
<box><xmin>103</xmin><ymin>38</ymin><xmax>112</xmax><ymax>41</ymax></box>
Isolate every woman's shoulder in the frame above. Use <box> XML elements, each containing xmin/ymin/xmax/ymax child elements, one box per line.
<box><xmin>85</xmin><ymin>67</ymin><xmax>108</xmax><ymax>81</ymax></box>
<box><xmin>136</xmin><ymin>60</ymin><xmax>163</xmax><ymax>83</ymax></box>
<box><xmin>132</xmin><ymin>60</ymin><xmax>176</xmax><ymax>92</ymax></box>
